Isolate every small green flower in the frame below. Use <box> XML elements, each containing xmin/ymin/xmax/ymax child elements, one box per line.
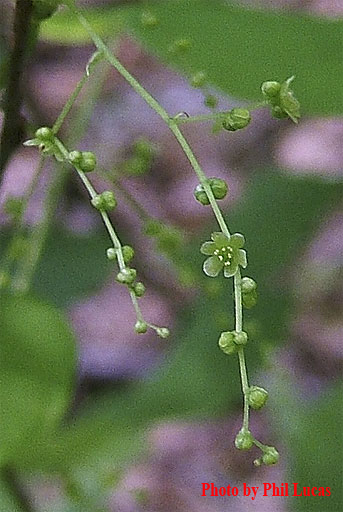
<box><xmin>201</xmin><ymin>232</ymin><xmax>247</xmax><ymax>278</ymax></box>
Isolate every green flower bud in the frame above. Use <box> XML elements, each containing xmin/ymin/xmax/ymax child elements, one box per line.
<box><xmin>253</xmin><ymin>458</ymin><xmax>262</xmax><ymax>467</ymax></box>
<box><xmin>222</xmin><ymin>108</ymin><xmax>251</xmax><ymax>132</ymax></box>
<box><xmin>106</xmin><ymin>248</ymin><xmax>117</xmax><ymax>261</ymax></box>
<box><xmin>242</xmin><ymin>292</ymin><xmax>257</xmax><ymax>309</ymax></box>
<box><xmin>35</xmin><ymin>126</ymin><xmax>53</xmax><ymax>141</ymax></box>
<box><xmin>262</xmin><ymin>447</ymin><xmax>280</xmax><ymax>466</ymax></box>
<box><xmin>68</xmin><ymin>150</ymin><xmax>82</xmax><ymax>165</ymax></box>
<box><xmin>233</xmin><ymin>330</ymin><xmax>248</xmax><ymax>346</ymax></box>
<box><xmin>91</xmin><ymin>191</ymin><xmax>116</xmax><ymax>212</ymax></box>
<box><xmin>135</xmin><ymin>320</ymin><xmax>148</xmax><ymax>334</ymax></box>
<box><xmin>101</xmin><ymin>190</ymin><xmax>117</xmax><ymax>211</ymax></box>
<box><xmin>194</xmin><ymin>178</ymin><xmax>228</xmax><ymax>205</ymax></box>
<box><xmin>247</xmin><ymin>386</ymin><xmax>269</xmax><ymax>410</ymax></box>
<box><xmin>156</xmin><ymin>327</ymin><xmax>170</xmax><ymax>338</ymax></box>
<box><xmin>141</xmin><ymin>11</ymin><xmax>159</xmax><ymax>28</ymax></box>
<box><xmin>235</xmin><ymin>430</ymin><xmax>254</xmax><ymax>451</ymax></box>
<box><xmin>116</xmin><ymin>268</ymin><xmax>137</xmax><ymax>285</ymax></box>
<box><xmin>209</xmin><ymin>178</ymin><xmax>228</xmax><ymax>200</ymax></box>
<box><xmin>261</xmin><ymin>80</ymin><xmax>281</xmax><ymax>100</ymax></box>
<box><xmin>218</xmin><ymin>331</ymin><xmax>237</xmax><ymax>355</ymax></box>
<box><xmin>122</xmin><ymin>245</ymin><xmax>134</xmax><ymax>264</ymax></box>
<box><xmin>241</xmin><ymin>277</ymin><xmax>257</xmax><ymax>294</ymax></box>
<box><xmin>80</xmin><ymin>151</ymin><xmax>96</xmax><ymax>173</ymax></box>
<box><xmin>193</xmin><ymin>185</ymin><xmax>209</xmax><ymax>206</ymax></box>
<box><xmin>204</xmin><ymin>95</ymin><xmax>218</xmax><ymax>109</ymax></box>
<box><xmin>134</xmin><ymin>282</ymin><xmax>146</xmax><ymax>297</ymax></box>
<box><xmin>91</xmin><ymin>195</ymin><xmax>103</xmax><ymax>210</ymax></box>
<box><xmin>190</xmin><ymin>71</ymin><xmax>207</xmax><ymax>88</ymax></box>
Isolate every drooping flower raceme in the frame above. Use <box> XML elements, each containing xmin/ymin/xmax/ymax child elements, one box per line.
<box><xmin>201</xmin><ymin>232</ymin><xmax>247</xmax><ymax>278</ymax></box>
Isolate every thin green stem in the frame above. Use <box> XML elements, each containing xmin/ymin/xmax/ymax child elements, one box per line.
<box><xmin>172</xmin><ymin>100</ymin><xmax>268</xmax><ymax>125</ymax></box>
<box><xmin>97</xmin><ymin>167</ymin><xmax>150</xmax><ymax>222</ymax></box>
<box><xmin>169</xmin><ymin>121</ymin><xmax>230</xmax><ymax>237</ymax></box>
<box><xmin>66</xmin><ymin>2</ymin><xmax>254</xmax><ymax>427</ymax></box>
<box><xmin>173</xmin><ymin>112</ymin><xmax>226</xmax><ymax>125</ymax></box>
<box><xmin>53</xmin><ymin>138</ymin><xmax>150</xmax><ymax>325</ymax></box>
<box><xmin>234</xmin><ymin>270</ymin><xmax>250</xmax><ymax>432</ymax></box>
<box><xmin>52</xmin><ymin>50</ymin><xmax>102</xmax><ymax>134</ymax></box>
<box><xmin>66</xmin><ymin>1</ymin><xmax>229</xmax><ymax>237</ymax></box>
<box><xmin>11</xmin><ymin>55</ymin><xmax>111</xmax><ymax>292</ymax></box>
<box><xmin>252</xmin><ymin>437</ymin><xmax>269</xmax><ymax>452</ymax></box>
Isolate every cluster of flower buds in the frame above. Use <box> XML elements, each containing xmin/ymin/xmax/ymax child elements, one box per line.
<box><xmin>91</xmin><ymin>191</ymin><xmax>117</xmax><ymax>212</ymax></box>
<box><xmin>194</xmin><ymin>177</ymin><xmax>228</xmax><ymax>205</ymax></box>
<box><xmin>106</xmin><ymin>245</ymin><xmax>145</xmax><ymax>300</ymax></box>
<box><xmin>261</xmin><ymin>76</ymin><xmax>300</xmax><ymax>123</ymax></box>
<box><xmin>218</xmin><ymin>329</ymin><xmax>248</xmax><ymax>355</ymax></box>
<box><xmin>254</xmin><ymin>446</ymin><xmax>280</xmax><ymax>466</ymax></box>
<box><xmin>69</xmin><ymin>150</ymin><xmax>97</xmax><ymax>173</ymax></box>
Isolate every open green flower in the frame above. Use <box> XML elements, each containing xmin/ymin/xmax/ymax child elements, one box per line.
<box><xmin>201</xmin><ymin>232</ymin><xmax>247</xmax><ymax>278</ymax></box>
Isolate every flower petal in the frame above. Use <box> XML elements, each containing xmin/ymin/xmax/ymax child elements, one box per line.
<box><xmin>203</xmin><ymin>256</ymin><xmax>223</xmax><ymax>277</ymax></box>
<box><xmin>238</xmin><ymin>249</ymin><xmax>248</xmax><ymax>268</ymax></box>
<box><xmin>229</xmin><ymin>233</ymin><xmax>245</xmax><ymax>249</ymax></box>
<box><xmin>211</xmin><ymin>231</ymin><xmax>229</xmax><ymax>248</ymax></box>
<box><xmin>200</xmin><ymin>241</ymin><xmax>216</xmax><ymax>255</ymax></box>
<box><xmin>223</xmin><ymin>262</ymin><xmax>238</xmax><ymax>278</ymax></box>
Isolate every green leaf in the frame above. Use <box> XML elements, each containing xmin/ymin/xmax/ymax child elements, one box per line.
<box><xmin>29</xmin><ymin>169</ymin><xmax>342</xmax><ymax>472</ymax></box>
<box><xmin>0</xmin><ymin>477</ymin><xmax>21</xmax><ymax>512</ymax></box>
<box><xmin>0</xmin><ymin>295</ymin><xmax>76</xmax><ymax>466</ymax></box>
<box><xmin>271</xmin><ymin>380</ymin><xmax>343</xmax><ymax>512</ymax></box>
<box><xmin>289</xmin><ymin>385</ymin><xmax>343</xmax><ymax>512</ymax></box>
<box><xmin>40</xmin><ymin>6</ymin><xmax>123</xmax><ymax>44</ymax></box>
<box><xmin>123</xmin><ymin>0</ymin><xmax>343</xmax><ymax>115</ymax></box>
<box><xmin>32</xmin><ymin>226</ymin><xmax>112</xmax><ymax>307</ymax></box>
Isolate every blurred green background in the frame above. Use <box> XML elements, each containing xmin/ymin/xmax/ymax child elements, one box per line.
<box><xmin>0</xmin><ymin>1</ymin><xmax>342</xmax><ymax>511</ymax></box>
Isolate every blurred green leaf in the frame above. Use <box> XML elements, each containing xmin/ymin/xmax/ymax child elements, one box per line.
<box><xmin>0</xmin><ymin>295</ymin><xmax>76</xmax><ymax>465</ymax></box>
<box><xmin>40</xmin><ymin>6</ymin><xmax>123</xmax><ymax>43</ymax></box>
<box><xmin>287</xmin><ymin>384</ymin><xmax>342</xmax><ymax>512</ymax></box>
<box><xmin>32</xmin><ymin>226</ymin><xmax>112</xmax><ymax>307</ymax></box>
<box><xmin>0</xmin><ymin>478</ymin><xmax>21</xmax><ymax>512</ymax></box>
<box><xmin>122</xmin><ymin>0</ymin><xmax>343</xmax><ymax>116</ymax></box>
<box><xmin>28</xmin><ymin>169</ymin><xmax>342</xmax><ymax>471</ymax></box>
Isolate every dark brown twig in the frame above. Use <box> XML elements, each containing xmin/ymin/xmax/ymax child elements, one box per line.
<box><xmin>0</xmin><ymin>0</ymin><xmax>34</xmax><ymax>176</ymax></box>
